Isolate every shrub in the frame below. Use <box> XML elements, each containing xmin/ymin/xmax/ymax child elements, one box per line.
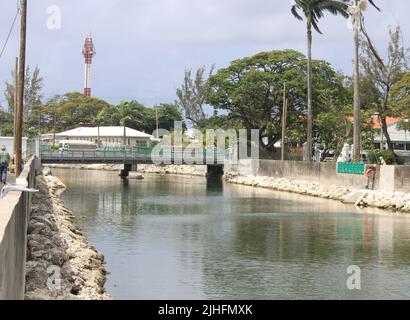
<box><xmin>367</xmin><ymin>149</ymin><xmax>404</xmax><ymax>165</ymax></box>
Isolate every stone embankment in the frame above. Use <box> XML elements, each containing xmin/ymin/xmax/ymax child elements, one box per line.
<box><xmin>25</xmin><ymin>168</ymin><xmax>111</xmax><ymax>300</ymax></box>
<box><xmin>224</xmin><ymin>172</ymin><xmax>410</xmax><ymax>213</ymax></box>
<box><xmin>46</xmin><ymin>163</ymin><xmax>121</xmax><ymax>171</ymax></box>
<box><xmin>47</xmin><ymin>163</ymin><xmax>207</xmax><ymax>177</ymax></box>
<box><xmin>137</xmin><ymin>164</ymin><xmax>207</xmax><ymax>176</ymax></box>
<box><xmin>47</xmin><ymin>163</ymin><xmax>410</xmax><ymax>213</ymax></box>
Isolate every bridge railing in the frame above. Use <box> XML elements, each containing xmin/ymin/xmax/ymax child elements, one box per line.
<box><xmin>40</xmin><ymin>145</ymin><xmax>229</xmax><ymax>164</ymax></box>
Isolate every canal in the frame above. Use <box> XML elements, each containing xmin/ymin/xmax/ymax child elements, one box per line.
<box><xmin>53</xmin><ymin>168</ymin><xmax>410</xmax><ymax>300</ymax></box>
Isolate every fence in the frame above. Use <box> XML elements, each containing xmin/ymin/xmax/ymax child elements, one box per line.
<box><xmin>0</xmin><ymin>156</ymin><xmax>40</xmax><ymax>300</ymax></box>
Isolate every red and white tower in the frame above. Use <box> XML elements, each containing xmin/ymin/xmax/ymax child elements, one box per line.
<box><xmin>82</xmin><ymin>35</ymin><xmax>96</xmax><ymax>97</ymax></box>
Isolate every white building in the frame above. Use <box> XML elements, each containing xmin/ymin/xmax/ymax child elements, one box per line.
<box><xmin>55</xmin><ymin>126</ymin><xmax>153</xmax><ymax>147</ymax></box>
<box><xmin>0</xmin><ymin>136</ymin><xmax>35</xmax><ymax>158</ymax></box>
<box><xmin>373</xmin><ymin>118</ymin><xmax>410</xmax><ymax>162</ymax></box>
<box><xmin>374</xmin><ymin>120</ymin><xmax>410</xmax><ymax>151</ymax></box>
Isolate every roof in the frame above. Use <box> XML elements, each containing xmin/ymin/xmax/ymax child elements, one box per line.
<box><xmin>371</xmin><ymin>116</ymin><xmax>401</xmax><ymax>130</ymax></box>
<box><xmin>56</xmin><ymin>127</ymin><xmax>153</xmax><ymax>139</ymax></box>
<box><xmin>346</xmin><ymin>116</ymin><xmax>402</xmax><ymax>129</ymax></box>
<box><xmin>374</xmin><ymin>121</ymin><xmax>409</xmax><ymax>143</ymax></box>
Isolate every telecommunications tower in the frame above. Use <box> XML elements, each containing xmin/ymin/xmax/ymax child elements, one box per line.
<box><xmin>82</xmin><ymin>35</ymin><xmax>95</xmax><ymax>97</ymax></box>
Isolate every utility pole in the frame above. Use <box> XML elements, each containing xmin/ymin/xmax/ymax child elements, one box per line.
<box><xmin>281</xmin><ymin>83</ymin><xmax>288</xmax><ymax>161</ymax></box>
<box><xmin>13</xmin><ymin>57</ymin><xmax>18</xmax><ymax>158</ymax></box>
<box><xmin>155</xmin><ymin>107</ymin><xmax>159</xmax><ymax>140</ymax></box>
<box><xmin>353</xmin><ymin>0</ymin><xmax>361</xmax><ymax>161</ymax></box>
<box><xmin>15</xmin><ymin>0</ymin><xmax>27</xmax><ymax>176</ymax></box>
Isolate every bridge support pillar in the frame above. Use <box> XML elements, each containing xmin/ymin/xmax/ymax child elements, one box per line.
<box><xmin>207</xmin><ymin>165</ymin><xmax>224</xmax><ymax>177</ymax></box>
<box><xmin>120</xmin><ymin>163</ymin><xmax>132</xmax><ymax>179</ymax></box>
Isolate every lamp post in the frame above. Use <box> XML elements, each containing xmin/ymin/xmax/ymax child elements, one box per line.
<box><xmin>351</xmin><ymin>0</ymin><xmax>361</xmax><ymax>161</ymax></box>
<box><xmin>404</xmin><ymin>118</ymin><xmax>410</xmax><ymax>151</ymax></box>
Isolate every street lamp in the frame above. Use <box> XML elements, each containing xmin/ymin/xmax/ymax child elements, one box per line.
<box><xmin>404</xmin><ymin>118</ymin><xmax>410</xmax><ymax>152</ymax></box>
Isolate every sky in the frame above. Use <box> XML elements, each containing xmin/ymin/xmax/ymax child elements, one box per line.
<box><xmin>0</xmin><ymin>0</ymin><xmax>409</xmax><ymax>109</ymax></box>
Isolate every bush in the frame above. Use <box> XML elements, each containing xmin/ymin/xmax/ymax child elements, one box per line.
<box><xmin>367</xmin><ymin>149</ymin><xmax>404</xmax><ymax>165</ymax></box>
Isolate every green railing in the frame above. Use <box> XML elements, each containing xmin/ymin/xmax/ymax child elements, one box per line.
<box><xmin>40</xmin><ymin>145</ymin><xmax>228</xmax><ymax>159</ymax></box>
<box><xmin>337</xmin><ymin>162</ymin><xmax>366</xmax><ymax>175</ymax></box>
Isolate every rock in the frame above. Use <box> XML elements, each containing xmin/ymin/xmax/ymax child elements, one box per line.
<box><xmin>25</xmin><ymin>172</ymin><xmax>111</xmax><ymax>300</ymax></box>
<box><xmin>128</xmin><ymin>173</ymin><xmax>144</xmax><ymax>180</ymax></box>
<box><xmin>223</xmin><ymin>173</ymin><xmax>410</xmax><ymax>214</ymax></box>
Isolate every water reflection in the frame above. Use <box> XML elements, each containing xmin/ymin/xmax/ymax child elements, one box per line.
<box><xmin>54</xmin><ymin>168</ymin><xmax>410</xmax><ymax>300</ymax></box>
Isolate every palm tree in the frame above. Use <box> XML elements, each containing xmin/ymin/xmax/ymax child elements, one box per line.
<box><xmin>94</xmin><ymin>112</ymin><xmax>105</xmax><ymax>147</ymax></box>
<box><xmin>115</xmin><ymin>101</ymin><xmax>135</xmax><ymax>147</ymax></box>
<box><xmin>291</xmin><ymin>0</ymin><xmax>349</xmax><ymax>162</ymax></box>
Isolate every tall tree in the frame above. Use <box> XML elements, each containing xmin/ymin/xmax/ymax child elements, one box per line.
<box><xmin>176</xmin><ymin>66</ymin><xmax>214</xmax><ymax>128</ymax></box>
<box><xmin>349</xmin><ymin>0</ymin><xmax>381</xmax><ymax>161</ymax></box>
<box><xmin>107</xmin><ymin>101</ymin><xmax>137</xmax><ymax>146</ymax></box>
<box><xmin>37</xmin><ymin>92</ymin><xmax>111</xmax><ymax>136</ymax></box>
<box><xmin>390</xmin><ymin>72</ymin><xmax>410</xmax><ymax>118</ymax></box>
<box><xmin>291</xmin><ymin>0</ymin><xmax>349</xmax><ymax>161</ymax></box>
<box><xmin>154</xmin><ymin>103</ymin><xmax>184</xmax><ymax>132</ymax></box>
<box><xmin>206</xmin><ymin>50</ymin><xmax>346</xmax><ymax>158</ymax></box>
<box><xmin>4</xmin><ymin>65</ymin><xmax>44</xmax><ymax>119</ymax></box>
<box><xmin>94</xmin><ymin>112</ymin><xmax>105</xmax><ymax>147</ymax></box>
<box><xmin>360</xmin><ymin>26</ymin><xmax>409</xmax><ymax>160</ymax></box>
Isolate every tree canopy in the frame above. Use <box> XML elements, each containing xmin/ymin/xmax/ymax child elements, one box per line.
<box><xmin>205</xmin><ymin>50</ymin><xmax>349</xmax><ymax>155</ymax></box>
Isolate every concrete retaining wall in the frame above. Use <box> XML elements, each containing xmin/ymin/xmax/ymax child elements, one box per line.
<box><xmin>225</xmin><ymin>159</ymin><xmax>390</xmax><ymax>191</ymax></box>
<box><xmin>0</xmin><ymin>156</ymin><xmax>39</xmax><ymax>300</ymax></box>
<box><xmin>394</xmin><ymin>166</ymin><xmax>410</xmax><ymax>193</ymax></box>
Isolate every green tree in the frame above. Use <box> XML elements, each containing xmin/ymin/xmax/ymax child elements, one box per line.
<box><xmin>176</xmin><ymin>66</ymin><xmax>214</xmax><ymax>128</ymax></box>
<box><xmin>206</xmin><ymin>50</ymin><xmax>346</xmax><ymax>158</ymax></box>
<box><xmin>4</xmin><ymin>65</ymin><xmax>44</xmax><ymax>119</ymax></box>
<box><xmin>291</xmin><ymin>0</ymin><xmax>349</xmax><ymax>161</ymax></box>
<box><xmin>154</xmin><ymin>103</ymin><xmax>184</xmax><ymax>132</ymax></box>
<box><xmin>360</xmin><ymin>26</ymin><xmax>409</xmax><ymax>161</ymax></box>
<box><xmin>112</xmin><ymin>101</ymin><xmax>136</xmax><ymax>146</ymax></box>
<box><xmin>390</xmin><ymin>72</ymin><xmax>410</xmax><ymax>118</ymax></box>
<box><xmin>0</xmin><ymin>108</ymin><xmax>13</xmax><ymax>136</ymax></box>
<box><xmin>94</xmin><ymin>112</ymin><xmax>105</xmax><ymax>146</ymax></box>
<box><xmin>350</xmin><ymin>0</ymin><xmax>381</xmax><ymax>161</ymax></box>
<box><xmin>36</xmin><ymin>93</ymin><xmax>112</xmax><ymax>142</ymax></box>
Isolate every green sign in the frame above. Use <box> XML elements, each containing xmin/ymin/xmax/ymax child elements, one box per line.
<box><xmin>337</xmin><ymin>162</ymin><xmax>366</xmax><ymax>175</ymax></box>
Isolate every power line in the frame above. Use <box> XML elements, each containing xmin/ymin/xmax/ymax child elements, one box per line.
<box><xmin>0</xmin><ymin>2</ymin><xmax>21</xmax><ymax>60</ymax></box>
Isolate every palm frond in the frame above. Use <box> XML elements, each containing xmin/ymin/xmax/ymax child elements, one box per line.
<box><xmin>368</xmin><ymin>0</ymin><xmax>381</xmax><ymax>12</ymax></box>
<box><xmin>291</xmin><ymin>0</ymin><xmax>350</xmax><ymax>34</ymax></box>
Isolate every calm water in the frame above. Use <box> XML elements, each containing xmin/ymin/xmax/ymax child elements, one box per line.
<box><xmin>53</xmin><ymin>168</ymin><xmax>410</xmax><ymax>300</ymax></box>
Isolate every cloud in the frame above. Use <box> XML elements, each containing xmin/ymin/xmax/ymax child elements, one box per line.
<box><xmin>0</xmin><ymin>0</ymin><xmax>409</xmax><ymax>107</ymax></box>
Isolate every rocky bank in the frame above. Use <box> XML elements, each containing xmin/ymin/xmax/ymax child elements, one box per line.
<box><xmin>25</xmin><ymin>169</ymin><xmax>111</xmax><ymax>300</ymax></box>
<box><xmin>47</xmin><ymin>163</ymin><xmax>208</xmax><ymax>177</ymax></box>
<box><xmin>46</xmin><ymin>164</ymin><xmax>410</xmax><ymax>213</ymax></box>
<box><xmin>224</xmin><ymin>172</ymin><xmax>410</xmax><ymax>214</ymax></box>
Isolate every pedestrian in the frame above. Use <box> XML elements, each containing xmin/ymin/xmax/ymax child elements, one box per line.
<box><xmin>365</xmin><ymin>164</ymin><xmax>377</xmax><ymax>190</ymax></box>
<box><xmin>0</xmin><ymin>145</ymin><xmax>11</xmax><ymax>185</ymax></box>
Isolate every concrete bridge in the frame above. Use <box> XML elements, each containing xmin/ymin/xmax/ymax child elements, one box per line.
<box><xmin>40</xmin><ymin>148</ymin><xmax>225</xmax><ymax>177</ymax></box>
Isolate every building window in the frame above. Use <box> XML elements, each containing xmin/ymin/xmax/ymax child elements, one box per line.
<box><xmin>394</xmin><ymin>143</ymin><xmax>405</xmax><ymax>151</ymax></box>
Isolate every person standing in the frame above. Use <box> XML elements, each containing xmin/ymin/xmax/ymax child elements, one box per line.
<box><xmin>379</xmin><ymin>156</ymin><xmax>387</xmax><ymax>166</ymax></box>
<box><xmin>0</xmin><ymin>145</ymin><xmax>11</xmax><ymax>185</ymax></box>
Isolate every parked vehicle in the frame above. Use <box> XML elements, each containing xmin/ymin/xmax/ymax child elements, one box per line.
<box><xmin>58</xmin><ymin>140</ymin><xmax>98</xmax><ymax>153</ymax></box>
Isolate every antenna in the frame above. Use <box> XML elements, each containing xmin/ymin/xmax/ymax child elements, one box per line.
<box><xmin>82</xmin><ymin>35</ymin><xmax>96</xmax><ymax>97</ymax></box>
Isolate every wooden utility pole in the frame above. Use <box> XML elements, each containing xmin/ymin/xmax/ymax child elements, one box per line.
<box><xmin>155</xmin><ymin>107</ymin><xmax>159</xmax><ymax>139</ymax></box>
<box><xmin>15</xmin><ymin>0</ymin><xmax>27</xmax><ymax>176</ymax></box>
<box><xmin>353</xmin><ymin>0</ymin><xmax>361</xmax><ymax>161</ymax></box>
<box><xmin>281</xmin><ymin>83</ymin><xmax>288</xmax><ymax>161</ymax></box>
<box><xmin>13</xmin><ymin>57</ymin><xmax>18</xmax><ymax>157</ymax></box>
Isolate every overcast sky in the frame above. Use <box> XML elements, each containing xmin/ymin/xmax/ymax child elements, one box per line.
<box><xmin>0</xmin><ymin>0</ymin><xmax>409</xmax><ymax>109</ymax></box>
